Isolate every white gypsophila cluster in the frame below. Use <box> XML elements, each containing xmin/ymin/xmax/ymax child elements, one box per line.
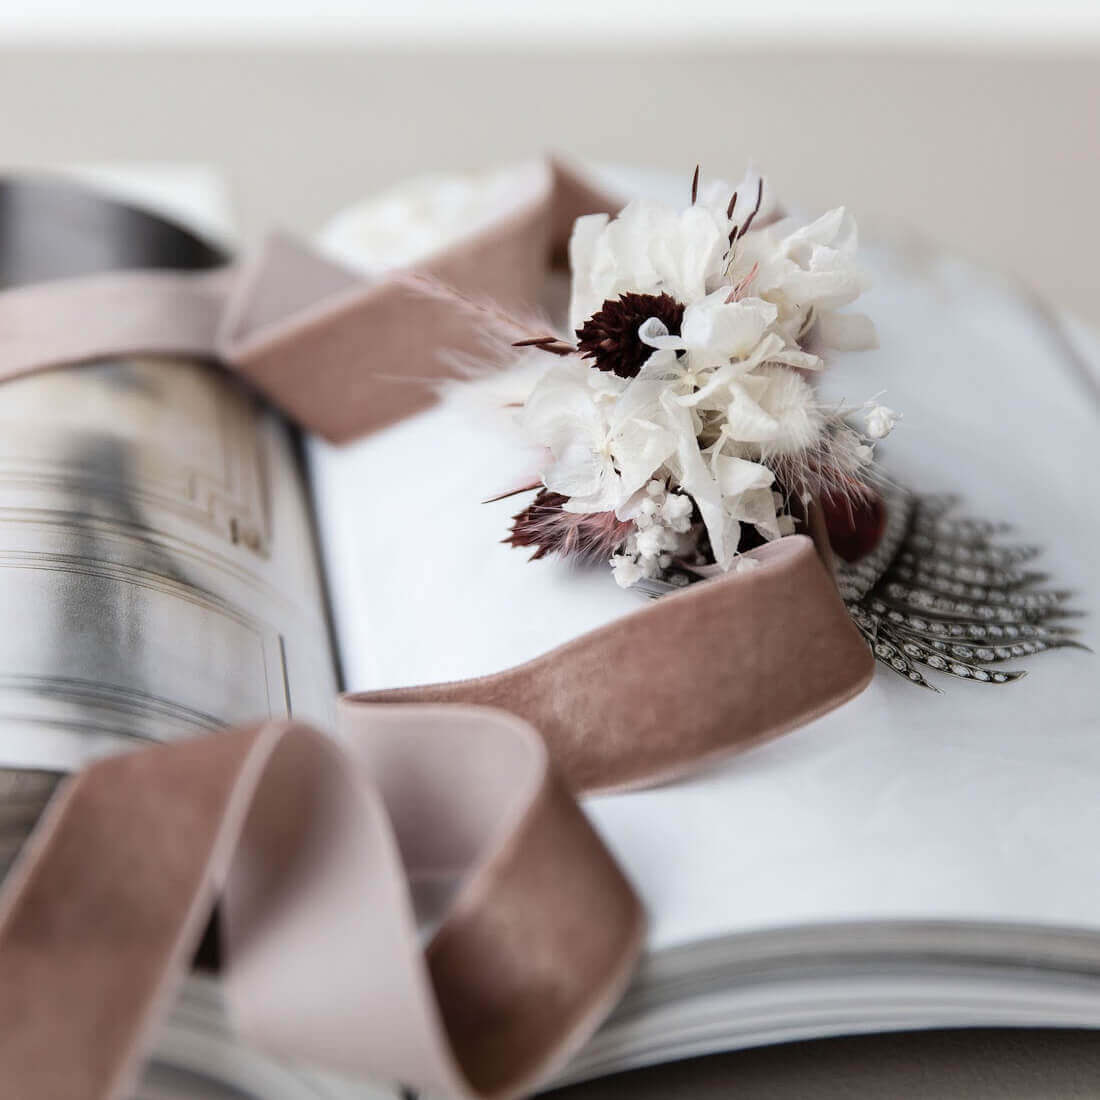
<box><xmin>609</xmin><ymin>481</ymin><xmax>695</xmax><ymax>588</ymax></box>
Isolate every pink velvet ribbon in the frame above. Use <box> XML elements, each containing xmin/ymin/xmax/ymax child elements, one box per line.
<box><xmin>0</xmin><ymin>707</ymin><xmax>644</xmax><ymax>1100</ymax></box>
<box><xmin>0</xmin><ymin>158</ymin><xmax>875</xmax><ymax>1099</ymax></box>
<box><xmin>0</xmin><ymin>160</ymin><xmax>610</xmax><ymax>442</ymax></box>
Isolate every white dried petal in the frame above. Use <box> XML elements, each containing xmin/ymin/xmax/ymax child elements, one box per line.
<box><xmin>610</xmin><ymin>553</ymin><xmax>644</xmax><ymax>588</ymax></box>
<box><xmin>864</xmin><ymin>403</ymin><xmax>900</xmax><ymax>439</ymax></box>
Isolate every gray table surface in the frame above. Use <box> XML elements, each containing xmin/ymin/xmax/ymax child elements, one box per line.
<box><xmin>545</xmin><ymin>1029</ymin><xmax>1100</xmax><ymax>1099</ymax></box>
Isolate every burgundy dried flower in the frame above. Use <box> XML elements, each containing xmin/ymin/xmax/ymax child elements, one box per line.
<box><xmin>576</xmin><ymin>292</ymin><xmax>685</xmax><ymax>379</ymax></box>
<box><xmin>505</xmin><ymin>489</ymin><xmax>633</xmax><ymax>562</ymax></box>
<box><xmin>821</xmin><ymin>487</ymin><xmax>887</xmax><ymax>563</ymax></box>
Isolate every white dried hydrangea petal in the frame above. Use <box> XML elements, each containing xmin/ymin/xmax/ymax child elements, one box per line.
<box><xmin>648</xmin><ymin>204</ymin><xmax>729</xmax><ymax>304</ymax></box>
<box><xmin>611</xmin><ymin>417</ymin><xmax>678</xmax><ymax>500</ymax></box>
<box><xmin>712</xmin><ymin>454</ymin><xmax>775</xmax><ymax>501</ymax></box>
<box><xmin>733</xmin><ymin>486</ymin><xmax>785</xmax><ymax>541</ymax></box>
<box><xmin>662</xmin><ymin>394</ymin><xmax>735</xmax><ymax>568</ymax></box>
<box><xmin>567</xmin><ymin>197</ymin><xmax>728</xmax><ymax>334</ymax></box>
<box><xmin>675</xmin><ymin>332</ymin><xmax>786</xmax><ymax>408</ymax></box>
<box><xmin>679</xmin><ymin>291</ymin><xmax>778</xmax><ymax>363</ymax></box>
<box><xmin>725</xmin><ymin>380</ymin><xmax>781</xmax><ymax>442</ymax></box>
<box><xmin>521</xmin><ymin>360</ymin><xmax>622</xmax><ymax>511</ymax></box>
<box><xmin>567</xmin><ymin>212</ymin><xmax>613</xmax><ymax>333</ymax></box>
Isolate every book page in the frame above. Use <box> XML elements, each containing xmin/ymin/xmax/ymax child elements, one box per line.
<box><xmin>307</xmin><ymin>166</ymin><xmax>1100</xmax><ymax>954</ymax></box>
<box><xmin>0</xmin><ymin>354</ymin><xmax>339</xmax><ymax>774</ymax></box>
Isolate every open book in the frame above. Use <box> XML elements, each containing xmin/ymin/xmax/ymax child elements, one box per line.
<box><xmin>0</xmin><ymin>164</ymin><xmax>1097</xmax><ymax>1099</ymax></box>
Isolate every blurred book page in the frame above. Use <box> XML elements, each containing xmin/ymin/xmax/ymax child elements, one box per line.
<box><xmin>0</xmin><ymin>171</ymin><xmax>337</xmax><ymax>772</ymax></box>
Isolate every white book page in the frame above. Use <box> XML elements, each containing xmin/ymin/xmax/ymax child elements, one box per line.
<box><xmin>308</xmin><ymin>167</ymin><xmax>1100</xmax><ymax>955</ymax></box>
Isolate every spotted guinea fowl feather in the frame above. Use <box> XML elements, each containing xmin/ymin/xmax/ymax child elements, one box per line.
<box><xmin>836</xmin><ymin>488</ymin><xmax>1087</xmax><ymax>689</ymax></box>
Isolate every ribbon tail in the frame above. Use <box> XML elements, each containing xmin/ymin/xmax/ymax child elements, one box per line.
<box><xmin>0</xmin><ymin>157</ymin><xmax>622</xmax><ymax>444</ymax></box>
<box><xmin>0</xmin><ymin>265</ymin><xmax>234</xmax><ymax>386</ymax></box>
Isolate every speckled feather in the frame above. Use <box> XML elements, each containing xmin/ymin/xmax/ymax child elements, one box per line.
<box><xmin>837</xmin><ymin>488</ymin><xmax>1087</xmax><ymax>690</ymax></box>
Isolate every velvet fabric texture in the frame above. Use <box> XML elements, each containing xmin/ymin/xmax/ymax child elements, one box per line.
<box><xmin>351</xmin><ymin>537</ymin><xmax>871</xmax><ymax>794</ymax></box>
<box><xmin>0</xmin><ymin>160</ymin><xmax>616</xmax><ymax>442</ymax></box>
<box><xmin>0</xmin><ymin>708</ymin><xmax>645</xmax><ymax>1100</ymax></box>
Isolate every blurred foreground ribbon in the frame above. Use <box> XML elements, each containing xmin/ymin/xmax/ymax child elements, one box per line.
<box><xmin>0</xmin><ymin>161</ymin><xmax>875</xmax><ymax>1098</ymax></box>
<box><xmin>0</xmin><ymin>705</ymin><xmax>644</xmax><ymax>1100</ymax></box>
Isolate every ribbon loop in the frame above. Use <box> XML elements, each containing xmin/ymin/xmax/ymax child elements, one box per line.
<box><xmin>0</xmin><ymin>707</ymin><xmax>644</xmax><ymax>1100</ymax></box>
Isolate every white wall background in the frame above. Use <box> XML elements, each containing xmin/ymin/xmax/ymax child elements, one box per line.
<box><xmin>0</xmin><ymin>4</ymin><xmax>1096</xmax><ymax>321</ymax></box>
<box><xmin>1</xmin><ymin>0</ymin><xmax>1099</xmax><ymax>45</ymax></box>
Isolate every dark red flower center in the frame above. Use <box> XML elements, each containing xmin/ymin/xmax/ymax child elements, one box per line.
<box><xmin>576</xmin><ymin>292</ymin><xmax>685</xmax><ymax>379</ymax></box>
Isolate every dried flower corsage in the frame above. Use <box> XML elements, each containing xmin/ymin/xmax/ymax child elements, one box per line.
<box><xmin>505</xmin><ymin>167</ymin><xmax>892</xmax><ymax>590</ymax></box>
<box><xmin>411</xmin><ymin>164</ymin><xmax>1081</xmax><ymax>690</ymax></box>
